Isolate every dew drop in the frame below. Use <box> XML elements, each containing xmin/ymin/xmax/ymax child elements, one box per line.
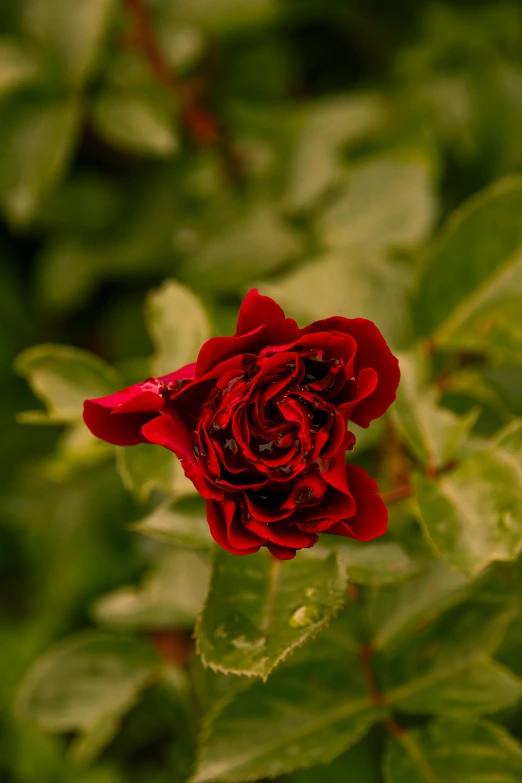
<box><xmin>231</xmin><ymin>635</ymin><xmax>266</xmax><ymax>651</ymax></box>
<box><xmin>305</xmin><ymin>587</ymin><xmax>317</xmax><ymax>599</ymax></box>
<box><xmin>289</xmin><ymin>604</ymin><xmax>321</xmax><ymax>628</ymax></box>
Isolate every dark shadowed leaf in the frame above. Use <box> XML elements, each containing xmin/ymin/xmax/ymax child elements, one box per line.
<box><xmin>384</xmin><ymin>718</ymin><xmax>522</xmax><ymax>783</ymax></box>
<box><xmin>192</xmin><ymin>659</ymin><xmax>386</xmax><ymax>782</ymax></box>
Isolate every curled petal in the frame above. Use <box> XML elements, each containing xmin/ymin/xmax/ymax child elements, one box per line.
<box><xmin>236</xmin><ymin>288</ymin><xmax>288</xmax><ymax>335</ymax></box>
<box><xmin>326</xmin><ymin>464</ymin><xmax>388</xmax><ymax>542</ymax></box>
<box><xmin>83</xmin><ymin>364</ymin><xmax>196</xmax><ymax>446</ymax></box>
<box><xmin>303</xmin><ymin>317</ymin><xmax>400</xmax><ymax>426</ymax></box>
<box><xmin>206</xmin><ymin>500</ymin><xmax>263</xmax><ymax>555</ymax></box>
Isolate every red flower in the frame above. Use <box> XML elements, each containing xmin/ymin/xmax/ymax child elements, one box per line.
<box><xmin>84</xmin><ymin>290</ymin><xmax>400</xmax><ymax>559</ymax></box>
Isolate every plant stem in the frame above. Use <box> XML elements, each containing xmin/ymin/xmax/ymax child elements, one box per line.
<box><xmin>381</xmin><ymin>483</ymin><xmax>413</xmax><ymax>504</ymax></box>
<box><xmin>121</xmin><ymin>0</ymin><xmax>243</xmax><ymax>184</ymax></box>
<box><xmin>359</xmin><ymin>642</ymin><xmax>405</xmax><ymax>737</ymax></box>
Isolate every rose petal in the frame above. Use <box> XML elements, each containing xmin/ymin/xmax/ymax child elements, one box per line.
<box><xmin>236</xmin><ymin>288</ymin><xmax>288</xmax><ymax>335</ymax></box>
<box><xmin>142</xmin><ymin>414</ymin><xmax>221</xmax><ymax>500</ymax></box>
<box><xmin>325</xmin><ymin>464</ymin><xmax>387</xmax><ymax>541</ymax></box>
<box><xmin>265</xmin><ymin>542</ymin><xmax>296</xmax><ymax>560</ymax></box>
<box><xmin>207</xmin><ymin>500</ymin><xmax>263</xmax><ymax>555</ymax></box>
<box><xmin>83</xmin><ymin>364</ymin><xmax>196</xmax><ymax>447</ymax></box>
<box><xmin>303</xmin><ymin>317</ymin><xmax>400</xmax><ymax>426</ymax></box>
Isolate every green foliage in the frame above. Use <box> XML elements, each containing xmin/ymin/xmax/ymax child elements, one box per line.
<box><xmin>414</xmin><ymin>419</ymin><xmax>522</xmax><ymax>575</ymax></box>
<box><xmin>196</xmin><ymin>548</ymin><xmax>347</xmax><ymax>679</ymax></box>
<box><xmin>384</xmin><ymin>718</ymin><xmax>522</xmax><ymax>782</ymax></box>
<box><xmin>6</xmin><ymin>1</ymin><xmax>522</xmax><ymax>781</ymax></box>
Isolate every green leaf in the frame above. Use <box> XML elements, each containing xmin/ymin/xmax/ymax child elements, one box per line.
<box><xmin>285</xmin><ymin>734</ymin><xmax>381</xmax><ymax>783</ymax></box>
<box><xmin>16</xmin><ymin>631</ymin><xmax>160</xmax><ymax>732</ymax></box>
<box><xmin>192</xmin><ymin>659</ymin><xmax>385</xmax><ymax>782</ymax></box>
<box><xmin>22</xmin><ymin>0</ymin><xmax>115</xmax><ymax>86</ymax></box>
<box><xmin>92</xmin><ymin>549</ymin><xmax>211</xmax><ymax>630</ymax></box>
<box><xmin>414</xmin><ymin>420</ymin><xmax>522</xmax><ymax>576</ymax></box>
<box><xmin>145</xmin><ymin>279</ymin><xmax>212</xmax><ymax>376</ymax></box>
<box><xmin>391</xmin><ymin>352</ymin><xmax>478</xmax><ymax>470</ymax></box>
<box><xmin>318</xmin><ymin>157</ymin><xmax>437</xmax><ymax>251</ymax></box>
<box><xmin>116</xmin><ymin>442</ymin><xmax>196</xmax><ymax>502</ymax></box>
<box><xmin>0</xmin><ymin>38</ymin><xmax>41</xmax><ymax>96</ymax></box>
<box><xmin>415</xmin><ymin>176</ymin><xmax>522</xmax><ymax>355</ymax></box>
<box><xmin>196</xmin><ymin>548</ymin><xmax>347</xmax><ymax>680</ymax></box>
<box><xmin>380</xmin><ymin>594</ymin><xmax>518</xmax><ymax>715</ymax></box>
<box><xmin>180</xmin><ymin>204</ymin><xmax>302</xmax><ymax>293</ymax></box>
<box><xmin>366</xmin><ymin>560</ymin><xmax>470</xmax><ymax>651</ymax></box>
<box><xmin>92</xmin><ymin>88</ymin><xmax>178</xmax><ymax>157</ymax></box>
<box><xmin>284</xmin><ymin>94</ymin><xmax>386</xmax><ymax>212</ymax></box>
<box><xmin>0</xmin><ymin>92</ymin><xmax>81</xmax><ymax>224</ymax></box>
<box><xmin>166</xmin><ymin>0</ymin><xmax>278</xmax><ymax>34</ymax></box>
<box><xmin>335</xmin><ymin>540</ymin><xmax>420</xmax><ymax>585</ymax></box>
<box><xmin>391</xmin><ymin>658</ymin><xmax>522</xmax><ymax>715</ymax></box>
<box><xmin>15</xmin><ymin>344</ymin><xmax>120</xmax><ymax>423</ymax></box>
<box><xmin>384</xmin><ymin>718</ymin><xmax>522</xmax><ymax>783</ymax></box>
<box><xmin>261</xmin><ymin>248</ymin><xmax>411</xmax><ymax>348</ymax></box>
<box><xmin>132</xmin><ymin>502</ymin><xmax>213</xmax><ymax>550</ymax></box>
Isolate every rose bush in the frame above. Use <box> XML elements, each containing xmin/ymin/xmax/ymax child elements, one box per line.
<box><xmin>84</xmin><ymin>290</ymin><xmax>400</xmax><ymax>559</ymax></box>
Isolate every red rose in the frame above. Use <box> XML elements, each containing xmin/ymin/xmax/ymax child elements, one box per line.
<box><xmin>84</xmin><ymin>290</ymin><xmax>400</xmax><ymax>559</ymax></box>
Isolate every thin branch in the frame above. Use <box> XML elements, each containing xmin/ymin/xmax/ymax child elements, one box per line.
<box><xmin>121</xmin><ymin>0</ymin><xmax>244</xmax><ymax>184</ymax></box>
<box><xmin>381</xmin><ymin>483</ymin><xmax>413</xmax><ymax>505</ymax></box>
<box><xmin>359</xmin><ymin>643</ymin><xmax>405</xmax><ymax>738</ymax></box>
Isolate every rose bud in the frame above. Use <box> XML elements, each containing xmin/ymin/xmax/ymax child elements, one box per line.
<box><xmin>84</xmin><ymin>290</ymin><xmax>400</xmax><ymax>559</ymax></box>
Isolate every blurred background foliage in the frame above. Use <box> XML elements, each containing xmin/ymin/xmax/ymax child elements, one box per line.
<box><xmin>3</xmin><ymin>0</ymin><xmax>522</xmax><ymax>781</ymax></box>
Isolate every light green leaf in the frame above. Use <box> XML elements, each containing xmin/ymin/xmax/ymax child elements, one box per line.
<box><xmin>0</xmin><ymin>92</ymin><xmax>81</xmax><ymax>224</ymax></box>
<box><xmin>180</xmin><ymin>204</ymin><xmax>302</xmax><ymax>293</ymax></box>
<box><xmin>366</xmin><ymin>560</ymin><xmax>470</xmax><ymax>651</ymax></box>
<box><xmin>192</xmin><ymin>659</ymin><xmax>385</xmax><ymax>782</ymax></box>
<box><xmin>22</xmin><ymin>0</ymin><xmax>115</xmax><ymax>86</ymax></box>
<box><xmin>391</xmin><ymin>658</ymin><xmax>522</xmax><ymax>715</ymax></box>
<box><xmin>132</xmin><ymin>502</ymin><xmax>213</xmax><ymax>550</ymax></box>
<box><xmin>92</xmin><ymin>549</ymin><xmax>211</xmax><ymax>630</ymax></box>
<box><xmin>261</xmin><ymin>247</ymin><xmax>410</xmax><ymax>348</ymax></box>
<box><xmin>116</xmin><ymin>442</ymin><xmax>196</xmax><ymax>502</ymax></box>
<box><xmin>285</xmin><ymin>735</ymin><xmax>381</xmax><ymax>783</ymax></box>
<box><xmin>414</xmin><ymin>420</ymin><xmax>522</xmax><ymax>575</ymax></box>
<box><xmin>0</xmin><ymin>38</ymin><xmax>41</xmax><ymax>96</ymax></box>
<box><xmin>15</xmin><ymin>344</ymin><xmax>120</xmax><ymax>424</ymax></box>
<box><xmin>285</xmin><ymin>94</ymin><xmax>386</xmax><ymax>211</ymax></box>
<box><xmin>68</xmin><ymin>714</ymin><xmax>120</xmax><ymax>765</ymax></box>
<box><xmin>392</xmin><ymin>351</ymin><xmax>478</xmax><ymax>470</ymax></box>
<box><xmin>167</xmin><ymin>0</ymin><xmax>277</xmax><ymax>33</ymax></box>
<box><xmin>43</xmin><ymin>422</ymin><xmax>113</xmax><ymax>479</ymax></box>
<box><xmin>384</xmin><ymin>718</ymin><xmax>522</xmax><ymax>783</ymax></box>
<box><xmin>335</xmin><ymin>540</ymin><xmax>420</xmax><ymax>585</ymax></box>
<box><xmin>16</xmin><ymin>631</ymin><xmax>160</xmax><ymax>732</ymax></box>
<box><xmin>92</xmin><ymin>88</ymin><xmax>178</xmax><ymax>157</ymax></box>
<box><xmin>196</xmin><ymin>548</ymin><xmax>347</xmax><ymax>680</ymax></box>
<box><xmin>415</xmin><ymin>176</ymin><xmax>522</xmax><ymax>355</ymax></box>
<box><xmin>145</xmin><ymin>279</ymin><xmax>212</xmax><ymax>376</ymax></box>
<box><xmin>319</xmin><ymin>157</ymin><xmax>437</xmax><ymax>251</ymax></box>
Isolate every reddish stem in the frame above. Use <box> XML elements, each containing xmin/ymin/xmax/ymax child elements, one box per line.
<box><xmin>121</xmin><ymin>0</ymin><xmax>243</xmax><ymax>183</ymax></box>
<box><xmin>381</xmin><ymin>483</ymin><xmax>413</xmax><ymax>504</ymax></box>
